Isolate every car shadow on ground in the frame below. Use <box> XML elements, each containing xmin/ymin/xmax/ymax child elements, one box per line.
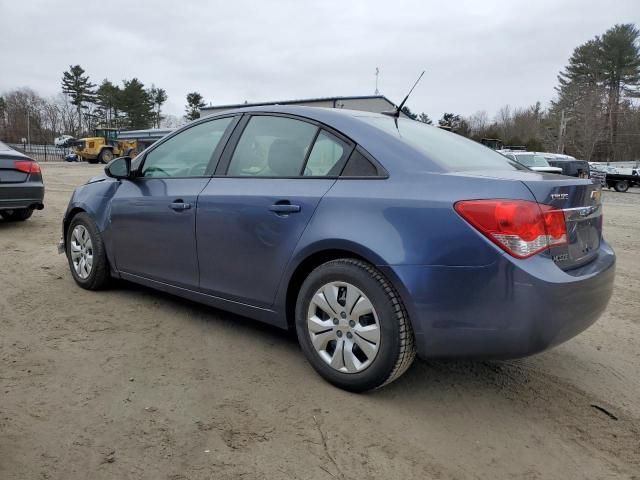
<box><xmin>90</xmin><ymin>279</ymin><xmax>639</xmax><ymax>458</ymax></box>
<box><xmin>0</xmin><ymin>217</ymin><xmax>42</xmax><ymax>230</ymax></box>
<box><xmin>115</xmin><ymin>278</ymin><xmax>594</xmax><ymax>402</ymax></box>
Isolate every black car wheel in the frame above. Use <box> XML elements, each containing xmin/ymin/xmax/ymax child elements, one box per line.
<box><xmin>295</xmin><ymin>258</ymin><xmax>415</xmax><ymax>392</ymax></box>
<box><xmin>66</xmin><ymin>212</ymin><xmax>110</xmax><ymax>290</ymax></box>
<box><xmin>0</xmin><ymin>208</ymin><xmax>34</xmax><ymax>222</ymax></box>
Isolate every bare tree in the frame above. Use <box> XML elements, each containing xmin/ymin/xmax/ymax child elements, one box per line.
<box><xmin>467</xmin><ymin>110</ymin><xmax>489</xmax><ymax>137</ymax></box>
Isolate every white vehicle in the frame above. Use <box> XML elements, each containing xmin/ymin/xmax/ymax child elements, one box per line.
<box><xmin>54</xmin><ymin>135</ymin><xmax>74</xmax><ymax>148</ymax></box>
<box><xmin>499</xmin><ymin>150</ymin><xmax>563</xmax><ymax>174</ymax></box>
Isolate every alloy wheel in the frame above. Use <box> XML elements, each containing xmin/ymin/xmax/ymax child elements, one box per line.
<box><xmin>70</xmin><ymin>225</ymin><xmax>93</xmax><ymax>279</ymax></box>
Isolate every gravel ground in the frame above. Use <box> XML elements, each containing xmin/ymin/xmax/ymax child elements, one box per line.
<box><xmin>1</xmin><ymin>163</ymin><xmax>639</xmax><ymax>479</ymax></box>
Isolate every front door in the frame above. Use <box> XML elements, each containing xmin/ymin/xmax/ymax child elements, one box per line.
<box><xmin>109</xmin><ymin>116</ymin><xmax>236</xmax><ymax>289</ymax></box>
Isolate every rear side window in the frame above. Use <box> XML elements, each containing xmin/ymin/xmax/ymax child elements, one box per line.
<box><xmin>303</xmin><ymin>131</ymin><xmax>348</xmax><ymax>176</ymax></box>
<box><xmin>227</xmin><ymin>116</ymin><xmax>317</xmax><ymax>177</ymax></box>
<box><xmin>341</xmin><ymin>149</ymin><xmax>380</xmax><ymax>177</ymax></box>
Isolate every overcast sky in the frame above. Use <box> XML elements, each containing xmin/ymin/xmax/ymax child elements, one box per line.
<box><xmin>0</xmin><ymin>0</ymin><xmax>638</xmax><ymax>121</ymax></box>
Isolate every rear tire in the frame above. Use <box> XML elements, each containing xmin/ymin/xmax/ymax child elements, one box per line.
<box><xmin>0</xmin><ymin>208</ymin><xmax>33</xmax><ymax>221</ymax></box>
<box><xmin>66</xmin><ymin>213</ymin><xmax>110</xmax><ymax>290</ymax></box>
<box><xmin>295</xmin><ymin>258</ymin><xmax>415</xmax><ymax>392</ymax></box>
<box><xmin>614</xmin><ymin>180</ymin><xmax>629</xmax><ymax>193</ymax></box>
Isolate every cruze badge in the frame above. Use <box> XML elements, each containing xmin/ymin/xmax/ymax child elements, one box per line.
<box><xmin>552</xmin><ymin>253</ymin><xmax>569</xmax><ymax>262</ymax></box>
<box><xmin>551</xmin><ymin>193</ymin><xmax>569</xmax><ymax>200</ymax></box>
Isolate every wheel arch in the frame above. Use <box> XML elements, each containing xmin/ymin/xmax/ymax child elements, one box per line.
<box><xmin>63</xmin><ymin>205</ymin><xmax>118</xmax><ymax>277</ymax></box>
<box><xmin>63</xmin><ymin>206</ymin><xmax>88</xmax><ymax>245</ymax></box>
<box><xmin>280</xmin><ymin>238</ymin><xmax>395</xmax><ymax>330</ymax></box>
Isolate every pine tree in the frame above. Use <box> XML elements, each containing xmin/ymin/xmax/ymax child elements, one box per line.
<box><xmin>400</xmin><ymin>105</ymin><xmax>417</xmax><ymax>120</ymax></box>
<box><xmin>438</xmin><ymin>113</ymin><xmax>470</xmax><ymax>136</ymax></box>
<box><xmin>61</xmin><ymin>65</ymin><xmax>96</xmax><ymax>135</ymax></box>
<box><xmin>599</xmin><ymin>24</ymin><xmax>640</xmax><ymax>160</ymax></box>
<box><xmin>418</xmin><ymin>112</ymin><xmax>432</xmax><ymax>124</ymax></box>
<box><xmin>148</xmin><ymin>85</ymin><xmax>168</xmax><ymax>128</ymax></box>
<box><xmin>185</xmin><ymin>92</ymin><xmax>206</xmax><ymax>121</ymax></box>
<box><xmin>554</xmin><ymin>24</ymin><xmax>640</xmax><ymax>160</ymax></box>
<box><xmin>119</xmin><ymin>79</ymin><xmax>154</xmax><ymax>129</ymax></box>
<box><xmin>96</xmin><ymin>79</ymin><xmax>122</xmax><ymax>128</ymax></box>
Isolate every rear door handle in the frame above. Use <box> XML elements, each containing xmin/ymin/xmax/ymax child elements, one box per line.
<box><xmin>269</xmin><ymin>203</ymin><xmax>301</xmax><ymax>214</ymax></box>
<box><xmin>169</xmin><ymin>200</ymin><xmax>191</xmax><ymax>211</ymax></box>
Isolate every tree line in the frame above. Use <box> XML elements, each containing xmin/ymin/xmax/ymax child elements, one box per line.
<box><xmin>0</xmin><ymin>65</ymin><xmax>207</xmax><ymax>143</ymax></box>
<box><xmin>402</xmin><ymin>23</ymin><xmax>640</xmax><ymax>161</ymax></box>
<box><xmin>1</xmin><ymin>23</ymin><xmax>638</xmax><ymax>160</ymax></box>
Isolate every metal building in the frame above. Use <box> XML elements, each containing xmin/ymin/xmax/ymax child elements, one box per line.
<box><xmin>200</xmin><ymin>95</ymin><xmax>407</xmax><ymax>117</ymax></box>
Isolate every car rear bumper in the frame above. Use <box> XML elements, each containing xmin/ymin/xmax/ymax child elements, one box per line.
<box><xmin>382</xmin><ymin>240</ymin><xmax>615</xmax><ymax>359</ymax></box>
<box><xmin>0</xmin><ymin>183</ymin><xmax>44</xmax><ymax>211</ymax></box>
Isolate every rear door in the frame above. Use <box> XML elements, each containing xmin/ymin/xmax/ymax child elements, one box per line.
<box><xmin>196</xmin><ymin>114</ymin><xmax>352</xmax><ymax>308</ymax></box>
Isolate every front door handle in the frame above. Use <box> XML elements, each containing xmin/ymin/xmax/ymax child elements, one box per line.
<box><xmin>269</xmin><ymin>202</ymin><xmax>301</xmax><ymax>214</ymax></box>
<box><xmin>169</xmin><ymin>200</ymin><xmax>191</xmax><ymax>211</ymax></box>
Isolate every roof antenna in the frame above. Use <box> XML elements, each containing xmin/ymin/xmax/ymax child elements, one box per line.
<box><xmin>382</xmin><ymin>70</ymin><xmax>425</xmax><ymax>118</ymax></box>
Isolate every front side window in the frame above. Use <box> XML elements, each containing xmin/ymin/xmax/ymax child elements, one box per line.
<box><xmin>227</xmin><ymin>116</ymin><xmax>317</xmax><ymax>177</ymax></box>
<box><xmin>141</xmin><ymin>117</ymin><xmax>233</xmax><ymax>177</ymax></box>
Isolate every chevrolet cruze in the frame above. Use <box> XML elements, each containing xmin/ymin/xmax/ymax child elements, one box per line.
<box><xmin>60</xmin><ymin>106</ymin><xmax>615</xmax><ymax>392</ymax></box>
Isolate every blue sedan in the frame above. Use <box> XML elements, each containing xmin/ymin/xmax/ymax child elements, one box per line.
<box><xmin>60</xmin><ymin>106</ymin><xmax>615</xmax><ymax>391</ymax></box>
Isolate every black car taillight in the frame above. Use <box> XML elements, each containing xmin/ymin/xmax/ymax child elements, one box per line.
<box><xmin>14</xmin><ymin>160</ymin><xmax>41</xmax><ymax>174</ymax></box>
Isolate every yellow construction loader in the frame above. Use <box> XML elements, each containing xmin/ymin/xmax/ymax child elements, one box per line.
<box><xmin>73</xmin><ymin>128</ymin><xmax>138</xmax><ymax>164</ymax></box>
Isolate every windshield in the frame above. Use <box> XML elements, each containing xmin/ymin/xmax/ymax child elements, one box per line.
<box><xmin>359</xmin><ymin>116</ymin><xmax>527</xmax><ymax>172</ymax></box>
<box><xmin>513</xmin><ymin>154</ymin><xmax>551</xmax><ymax>168</ymax></box>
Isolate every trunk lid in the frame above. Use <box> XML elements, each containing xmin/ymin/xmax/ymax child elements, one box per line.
<box><xmin>0</xmin><ymin>156</ymin><xmax>29</xmax><ymax>183</ymax></box>
<box><xmin>522</xmin><ymin>177</ymin><xmax>602</xmax><ymax>270</ymax></box>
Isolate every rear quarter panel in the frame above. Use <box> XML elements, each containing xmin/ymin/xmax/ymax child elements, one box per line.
<box><xmin>273</xmin><ymin>172</ymin><xmax>537</xmax><ymax>315</ymax></box>
<box><xmin>293</xmin><ymin>172</ymin><xmax>537</xmax><ymax>266</ymax></box>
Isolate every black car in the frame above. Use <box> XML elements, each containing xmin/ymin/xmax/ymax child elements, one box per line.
<box><xmin>545</xmin><ymin>155</ymin><xmax>591</xmax><ymax>178</ymax></box>
<box><xmin>0</xmin><ymin>141</ymin><xmax>44</xmax><ymax>221</ymax></box>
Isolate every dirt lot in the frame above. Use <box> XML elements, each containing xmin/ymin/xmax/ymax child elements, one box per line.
<box><xmin>1</xmin><ymin>163</ymin><xmax>639</xmax><ymax>479</ymax></box>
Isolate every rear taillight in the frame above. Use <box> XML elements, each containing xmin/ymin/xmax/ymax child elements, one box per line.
<box><xmin>455</xmin><ymin>199</ymin><xmax>567</xmax><ymax>259</ymax></box>
<box><xmin>14</xmin><ymin>160</ymin><xmax>41</xmax><ymax>174</ymax></box>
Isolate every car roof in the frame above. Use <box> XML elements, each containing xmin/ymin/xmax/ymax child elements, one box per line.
<box><xmin>201</xmin><ymin>105</ymin><xmax>440</xmax><ymax>174</ymax></box>
<box><xmin>206</xmin><ymin>104</ymin><xmax>388</xmax><ymax>123</ymax></box>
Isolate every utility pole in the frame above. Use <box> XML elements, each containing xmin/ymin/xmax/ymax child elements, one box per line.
<box><xmin>26</xmin><ymin>106</ymin><xmax>31</xmax><ymax>146</ymax></box>
<box><xmin>375</xmin><ymin>67</ymin><xmax>380</xmax><ymax>95</ymax></box>
<box><xmin>557</xmin><ymin>109</ymin><xmax>571</xmax><ymax>154</ymax></box>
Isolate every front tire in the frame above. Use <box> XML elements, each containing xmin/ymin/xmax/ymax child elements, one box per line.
<box><xmin>295</xmin><ymin>259</ymin><xmax>415</xmax><ymax>392</ymax></box>
<box><xmin>0</xmin><ymin>208</ymin><xmax>33</xmax><ymax>221</ymax></box>
<box><xmin>66</xmin><ymin>213</ymin><xmax>110</xmax><ymax>290</ymax></box>
<box><xmin>98</xmin><ymin>149</ymin><xmax>114</xmax><ymax>164</ymax></box>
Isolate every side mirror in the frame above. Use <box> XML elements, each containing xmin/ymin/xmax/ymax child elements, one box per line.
<box><xmin>105</xmin><ymin>156</ymin><xmax>131</xmax><ymax>179</ymax></box>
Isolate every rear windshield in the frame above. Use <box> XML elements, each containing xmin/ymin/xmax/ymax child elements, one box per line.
<box><xmin>359</xmin><ymin>116</ymin><xmax>527</xmax><ymax>172</ymax></box>
<box><xmin>513</xmin><ymin>154</ymin><xmax>551</xmax><ymax>168</ymax></box>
